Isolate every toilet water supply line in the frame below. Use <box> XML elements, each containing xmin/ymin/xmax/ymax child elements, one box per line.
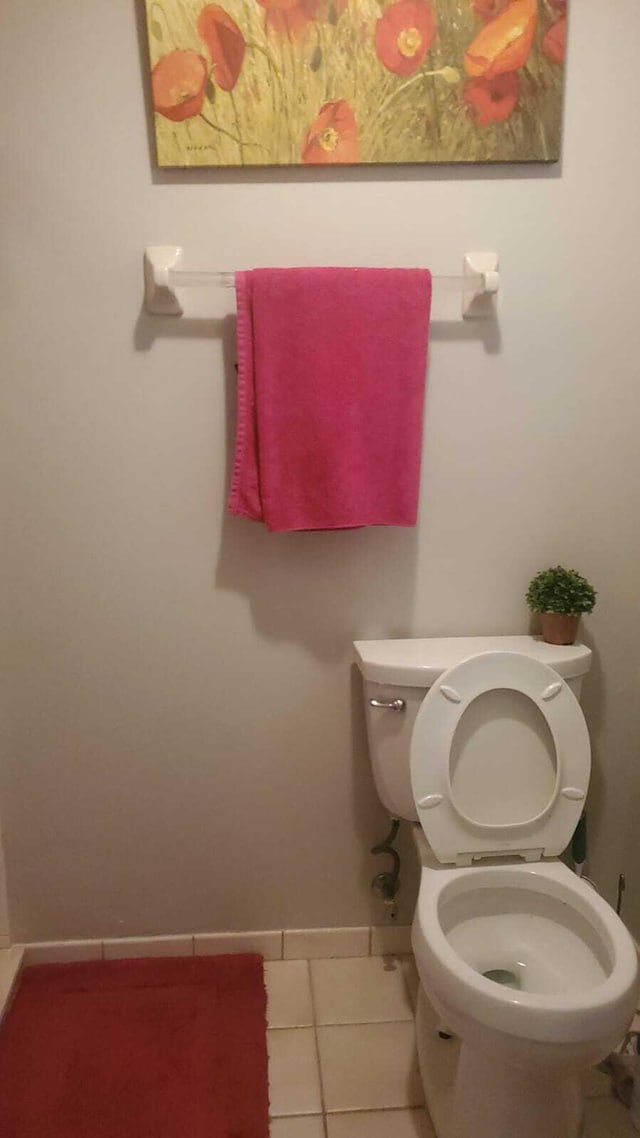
<box><xmin>372</xmin><ymin>810</ymin><xmax>626</xmax><ymax>917</ymax></box>
<box><xmin>371</xmin><ymin>818</ymin><xmax>401</xmax><ymax>918</ymax></box>
<box><xmin>572</xmin><ymin>811</ymin><xmax>587</xmax><ymax>878</ymax></box>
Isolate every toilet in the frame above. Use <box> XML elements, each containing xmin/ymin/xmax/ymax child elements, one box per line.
<box><xmin>355</xmin><ymin>635</ymin><xmax>638</xmax><ymax>1138</ymax></box>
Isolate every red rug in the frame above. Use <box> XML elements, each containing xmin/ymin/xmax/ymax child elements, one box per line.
<box><xmin>0</xmin><ymin>954</ymin><xmax>269</xmax><ymax>1138</ymax></box>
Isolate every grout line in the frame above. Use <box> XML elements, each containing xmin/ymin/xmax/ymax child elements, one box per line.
<box><xmin>307</xmin><ymin>958</ymin><xmax>329</xmax><ymax>1138</ymax></box>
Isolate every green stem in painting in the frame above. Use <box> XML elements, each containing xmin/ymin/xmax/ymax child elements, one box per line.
<box><xmin>199</xmin><ymin>111</ymin><xmax>267</xmax><ymax>153</ymax></box>
<box><xmin>246</xmin><ymin>40</ymin><xmax>284</xmax><ymax>84</ymax></box>
<box><xmin>229</xmin><ymin>91</ymin><xmax>245</xmax><ymax>164</ymax></box>
<box><xmin>199</xmin><ymin>112</ymin><xmax>242</xmax><ymax>146</ymax></box>
<box><xmin>283</xmin><ymin>24</ymin><xmax>302</xmax><ymax>161</ymax></box>
<box><xmin>370</xmin><ymin>66</ymin><xmax>459</xmax><ymax>127</ymax></box>
<box><xmin>246</xmin><ymin>39</ymin><xmax>286</xmax><ymax>157</ymax></box>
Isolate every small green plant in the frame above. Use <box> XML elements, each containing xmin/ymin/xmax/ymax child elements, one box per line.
<box><xmin>526</xmin><ymin>566</ymin><xmax>597</xmax><ymax>615</ymax></box>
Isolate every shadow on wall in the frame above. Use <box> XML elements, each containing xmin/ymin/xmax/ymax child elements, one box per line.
<box><xmin>212</xmin><ymin>311</ymin><xmax>421</xmax><ymax>662</ymax></box>
<box><xmin>134</xmin><ymin>306</ymin><xmax>423</xmax><ymax>662</ymax></box>
<box><xmin>576</xmin><ymin>632</ymin><xmax>608</xmax><ymax>882</ymax></box>
<box><xmin>133</xmin><ymin>296</ymin><xmax>502</xmax><ymax>664</ymax></box>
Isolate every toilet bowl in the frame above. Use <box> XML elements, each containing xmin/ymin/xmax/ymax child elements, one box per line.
<box><xmin>355</xmin><ymin>636</ymin><xmax>639</xmax><ymax>1138</ymax></box>
<box><xmin>413</xmin><ymin>854</ymin><xmax>637</xmax><ymax>1067</ymax></box>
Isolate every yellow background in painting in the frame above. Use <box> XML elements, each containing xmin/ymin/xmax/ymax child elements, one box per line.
<box><xmin>144</xmin><ymin>0</ymin><xmax>566</xmax><ymax>167</ymax></box>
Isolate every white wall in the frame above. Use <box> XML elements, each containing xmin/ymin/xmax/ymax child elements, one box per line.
<box><xmin>1</xmin><ymin>1</ymin><xmax>640</xmax><ymax>942</ymax></box>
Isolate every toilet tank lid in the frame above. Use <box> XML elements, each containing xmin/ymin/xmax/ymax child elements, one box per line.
<box><xmin>353</xmin><ymin>635</ymin><xmax>592</xmax><ymax>687</ymax></box>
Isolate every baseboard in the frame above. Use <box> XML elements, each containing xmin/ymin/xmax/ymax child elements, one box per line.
<box><xmin>0</xmin><ymin>946</ymin><xmax>25</xmax><ymax>1022</ymax></box>
<box><xmin>19</xmin><ymin>924</ymin><xmax>413</xmax><ymax>966</ymax></box>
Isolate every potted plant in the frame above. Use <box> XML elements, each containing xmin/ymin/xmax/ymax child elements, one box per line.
<box><xmin>525</xmin><ymin>565</ymin><xmax>597</xmax><ymax>645</ymax></box>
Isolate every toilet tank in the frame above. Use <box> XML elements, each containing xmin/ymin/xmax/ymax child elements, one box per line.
<box><xmin>354</xmin><ymin>635</ymin><xmax>592</xmax><ymax>821</ymax></box>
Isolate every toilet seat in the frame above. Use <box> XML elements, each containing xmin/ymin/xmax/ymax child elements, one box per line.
<box><xmin>410</xmin><ymin>651</ymin><xmax>590</xmax><ymax>865</ymax></box>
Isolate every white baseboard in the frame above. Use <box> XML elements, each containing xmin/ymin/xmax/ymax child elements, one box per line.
<box><xmin>20</xmin><ymin>925</ymin><xmax>412</xmax><ymax>966</ymax></box>
<box><xmin>0</xmin><ymin>946</ymin><xmax>25</xmax><ymax>1022</ymax></box>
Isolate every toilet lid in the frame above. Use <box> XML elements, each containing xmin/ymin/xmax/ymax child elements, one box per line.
<box><xmin>410</xmin><ymin>651</ymin><xmax>590</xmax><ymax>866</ymax></box>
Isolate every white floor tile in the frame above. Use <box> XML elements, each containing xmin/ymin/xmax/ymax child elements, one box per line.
<box><xmin>195</xmin><ymin>930</ymin><xmax>283</xmax><ymax>960</ymax></box>
<box><xmin>266</xmin><ymin>960</ymin><xmax>314</xmax><ymax>1028</ymax></box>
<box><xmin>584</xmin><ymin>1093</ymin><xmax>636</xmax><ymax>1136</ymax></box>
<box><xmin>311</xmin><ymin>956</ymin><xmax>414</xmax><ymax>1025</ymax></box>
<box><xmin>268</xmin><ymin>1028</ymin><xmax>323</xmax><ymax>1117</ymax></box>
<box><xmin>102</xmin><ymin>935</ymin><xmax>192</xmax><ymax>960</ymax></box>
<box><xmin>284</xmin><ymin>928</ymin><xmax>369</xmax><ymax>960</ymax></box>
<box><xmin>270</xmin><ymin>1117</ymin><xmax>325</xmax><ymax>1138</ymax></box>
<box><xmin>318</xmin><ymin>1022</ymin><xmax>423</xmax><ymax>1113</ymax></box>
<box><xmin>25</xmin><ymin>939</ymin><xmax>103</xmax><ymax>964</ymax></box>
<box><xmin>327</xmin><ymin>1109</ymin><xmax>435</xmax><ymax>1138</ymax></box>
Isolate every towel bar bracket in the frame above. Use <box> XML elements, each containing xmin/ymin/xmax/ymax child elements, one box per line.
<box><xmin>143</xmin><ymin>246</ymin><xmax>500</xmax><ymax>320</ymax></box>
<box><xmin>144</xmin><ymin>246</ymin><xmax>183</xmax><ymax>317</ymax></box>
<box><xmin>462</xmin><ymin>251</ymin><xmax>500</xmax><ymax>319</ymax></box>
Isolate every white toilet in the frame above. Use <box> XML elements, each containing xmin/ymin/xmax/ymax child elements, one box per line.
<box><xmin>355</xmin><ymin>635</ymin><xmax>638</xmax><ymax>1138</ymax></box>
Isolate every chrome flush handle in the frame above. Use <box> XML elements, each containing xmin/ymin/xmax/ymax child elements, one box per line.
<box><xmin>368</xmin><ymin>698</ymin><xmax>406</xmax><ymax>711</ymax></box>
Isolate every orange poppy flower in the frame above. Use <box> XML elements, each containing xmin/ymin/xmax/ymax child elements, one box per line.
<box><xmin>259</xmin><ymin>0</ymin><xmax>346</xmax><ymax>40</ymax></box>
<box><xmin>151</xmin><ymin>50</ymin><xmax>209</xmax><ymax>121</ymax></box>
<box><xmin>256</xmin><ymin>0</ymin><xmax>310</xmax><ymax>39</ymax></box>
<box><xmin>301</xmin><ymin>0</ymin><xmax>349</xmax><ymax>23</ymax></box>
<box><xmin>464</xmin><ymin>0</ymin><xmax>536</xmax><ymax>79</ymax></box>
<box><xmin>197</xmin><ymin>4</ymin><xmax>245</xmax><ymax>91</ymax></box>
<box><xmin>463</xmin><ymin>70</ymin><xmax>519</xmax><ymax>124</ymax></box>
<box><xmin>302</xmin><ymin>100</ymin><xmax>359</xmax><ymax>164</ymax></box>
<box><xmin>543</xmin><ymin>15</ymin><xmax>566</xmax><ymax>63</ymax></box>
<box><xmin>471</xmin><ymin>0</ymin><xmax>508</xmax><ymax>21</ymax></box>
<box><xmin>375</xmin><ymin>0</ymin><xmax>436</xmax><ymax>77</ymax></box>
<box><xmin>261</xmin><ymin>4</ymin><xmax>314</xmax><ymax>39</ymax></box>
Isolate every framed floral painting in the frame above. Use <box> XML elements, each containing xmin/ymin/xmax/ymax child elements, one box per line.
<box><xmin>145</xmin><ymin>0</ymin><xmax>567</xmax><ymax>167</ymax></box>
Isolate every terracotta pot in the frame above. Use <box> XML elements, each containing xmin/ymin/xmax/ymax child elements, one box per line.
<box><xmin>540</xmin><ymin>612</ymin><xmax>580</xmax><ymax>645</ymax></box>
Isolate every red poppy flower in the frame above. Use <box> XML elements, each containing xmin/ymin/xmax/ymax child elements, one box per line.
<box><xmin>256</xmin><ymin>0</ymin><xmax>308</xmax><ymax>39</ymax></box>
<box><xmin>375</xmin><ymin>0</ymin><xmax>436</xmax><ymax>77</ymax></box>
<box><xmin>464</xmin><ymin>0</ymin><xmax>536</xmax><ymax>79</ymax></box>
<box><xmin>262</xmin><ymin>5</ymin><xmax>314</xmax><ymax>39</ymax></box>
<box><xmin>471</xmin><ymin>0</ymin><xmax>508</xmax><ymax>21</ymax></box>
<box><xmin>259</xmin><ymin>0</ymin><xmax>347</xmax><ymax>40</ymax></box>
<box><xmin>543</xmin><ymin>15</ymin><xmax>566</xmax><ymax>63</ymax></box>
<box><xmin>151</xmin><ymin>50</ymin><xmax>208</xmax><ymax>121</ymax></box>
<box><xmin>197</xmin><ymin>4</ymin><xmax>245</xmax><ymax>91</ymax></box>
<box><xmin>463</xmin><ymin>70</ymin><xmax>519</xmax><ymax>124</ymax></box>
<box><xmin>302</xmin><ymin>100</ymin><xmax>359</xmax><ymax>164</ymax></box>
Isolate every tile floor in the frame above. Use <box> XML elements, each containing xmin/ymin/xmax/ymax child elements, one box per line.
<box><xmin>265</xmin><ymin>954</ymin><xmax>638</xmax><ymax>1137</ymax></box>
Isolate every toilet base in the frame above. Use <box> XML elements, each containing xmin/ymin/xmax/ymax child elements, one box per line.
<box><xmin>416</xmin><ymin>987</ymin><xmax>585</xmax><ymax>1138</ymax></box>
<box><xmin>455</xmin><ymin>1039</ymin><xmax>584</xmax><ymax>1138</ymax></box>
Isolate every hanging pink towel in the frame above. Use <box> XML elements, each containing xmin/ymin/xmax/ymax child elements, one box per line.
<box><xmin>228</xmin><ymin>267</ymin><xmax>432</xmax><ymax>532</ymax></box>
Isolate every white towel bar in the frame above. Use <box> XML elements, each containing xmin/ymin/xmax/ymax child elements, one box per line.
<box><xmin>143</xmin><ymin>246</ymin><xmax>499</xmax><ymax>320</ymax></box>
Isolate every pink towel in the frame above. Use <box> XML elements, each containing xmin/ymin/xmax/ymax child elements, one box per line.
<box><xmin>228</xmin><ymin>267</ymin><xmax>432</xmax><ymax>532</ymax></box>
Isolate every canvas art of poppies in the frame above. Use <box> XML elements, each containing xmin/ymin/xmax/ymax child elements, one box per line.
<box><xmin>145</xmin><ymin>0</ymin><xmax>567</xmax><ymax>167</ymax></box>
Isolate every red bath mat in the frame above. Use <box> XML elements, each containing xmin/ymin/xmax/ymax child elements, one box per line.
<box><xmin>0</xmin><ymin>954</ymin><xmax>269</xmax><ymax>1138</ymax></box>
